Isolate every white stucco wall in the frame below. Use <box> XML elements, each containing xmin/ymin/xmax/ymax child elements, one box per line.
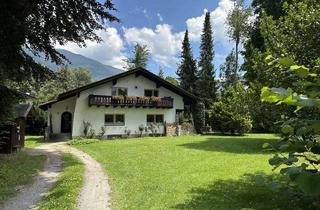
<box><xmin>48</xmin><ymin>97</ymin><xmax>76</xmax><ymax>134</ymax></box>
<box><xmin>49</xmin><ymin>74</ymin><xmax>185</xmax><ymax>137</ymax></box>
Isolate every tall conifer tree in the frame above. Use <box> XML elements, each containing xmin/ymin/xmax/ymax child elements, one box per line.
<box><xmin>197</xmin><ymin>12</ymin><xmax>217</xmax><ymax>108</ymax></box>
<box><xmin>176</xmin><ymin>30</ymin><xmax>197</xmax><ymax>94</ymax></box>
<box><xmin>219</xmin><ymin>49</ymin><xmax>237</xmax><ymax>90</ymax></box>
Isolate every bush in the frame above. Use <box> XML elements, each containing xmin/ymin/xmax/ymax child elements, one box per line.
<box><xmin>83</xmin><ymin>121</ymin><xmax>91</xmax><ymax>137</ymax></box>
<box><xmin>97</xmin><ymin>126</ymin><xmax>106</xmax><ymax>139</ymax></box>
<box><xmin>261</xmin><ymin>56</ymin><xmax>320</xmax><ymax>202</ymax></box>
<box><xmin>208</xmin><ymin>85</ymin><xmax>252</xmax><ymax>135</ymax></box>
<box><xmin>68</xmin><ymin>138</ymin><xmax>99</xmax><ymax>145</ymax></box>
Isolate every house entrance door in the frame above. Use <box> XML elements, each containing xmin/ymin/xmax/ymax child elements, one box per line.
<box><xmin>61</xmin><ymin>112</ymin><xmax>72</xmax><ymax>133</ymax></box>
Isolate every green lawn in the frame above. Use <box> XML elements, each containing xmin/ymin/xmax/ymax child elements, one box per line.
<box><xmin>25</xmin><ymin>136</ymin><xmax>47</xmax><ymax>148</ymax></box>
<box><xmin>0</xmin><ymin>152</ymin><xmax>45</xmax><ymax>205</ymax></box>
<box><xmin>74</xmin><ymin>134</ymin><xmax>302</xmax><ymax>210</ymax></box>
<box><xmin>38</xmin><ymin>153</ymin><xmax>84</xmax><ymax>210</ymax></box>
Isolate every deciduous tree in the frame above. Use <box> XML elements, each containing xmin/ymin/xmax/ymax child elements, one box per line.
<box><xmin>0</xmin><ymin>0</ymin><xmax>119</xmax><ymax>124</ymax></box>
<box><xmin>226</xmin><ymin>0</ymin><xmax>251</xmax><ymax>76</ymax></box>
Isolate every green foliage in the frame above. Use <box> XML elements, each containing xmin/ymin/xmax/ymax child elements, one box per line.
<box><xmin>38</xmin><ymin>153</ymin><xmax>84</xmax><ymax>210</ymax></box>
<box><xmin>88</xmin><ymin>128</ymin><xmax>96</xmax><ymax>139</ymax></box>
<box><xmin>138</xmin><ymin>124</ymin><xmax>145</xmax><ymax>137</ymax></box>
<box><xmin>197</xmin><ymin>12</ymin><xmax>217</xmax><ymax>108</ymax></box>
<box><xmin>260</xmin><ymin>0</ymin><xmax>320</xmax><ymax>68</ymax></box>
<box><xmin>209</xmin><ymin>84</ymin><xmax>252</xmax><ymax>135</ymax></box>
<box><xmin>192</xmin><ymin>102</ymin><xmax>205</xmax><ymax>134</ymax></box>
<box><xmin>83</xmin><ymin>121</ymin><xmax>92</xmax><ymax>137</ymax></box>
<box><xmin>124</xmin><ymin>43</ymin><xmax>150</xmax><ymax>70</ymax></box>
<box><xmin>226</xmin><ymin>0</ymin><xmax>251</xmax><ymax>75</ymax></box>
<box><xmin>244</xmin><ymin>84</ymin><xmax>283</xmax><ymax>133</ymax></box>
<box><xmin>261</xmin><ymin>56</ymin><xmax>320</xmax><ymax>200</ymax></box>
<box><xmin>36</xmin><ymin>66</ymin><xmax>92</xmax><ymax>103</ymax></box>
<box><xmin>0</xmin><ymin>152</ymin><xmax>45</xmax><ymax>204</ymax></box>
<box><xmin>244</xmin><ymin>0</ymin><xmax>320</xmax><ymax>85</ymax></box>
<box><xmin>177</xmin><ymin>30</ymin><xmax>198</xmax><ymax>94</ymax></box>
<box><xmin>0</xmin><ymin>86</ymin><xmax>21</xmax><ymax>124</ymax></box>
<box><xmin>219</xmin><ymin>49</ymin><xmax>238</xmax><ymax>90</ymax></box>
<box><xmin>98</xmin><ymin>126</ymin><xmax>106</xmax><ymax>139</ymax></box>
<box><xmin>0</xmin><ymin>0</ymin><xmax>118</xmax><ymax>123</ymax></box>
<box><xmin>68</xmin><ymin>138</ymin><xmax>100</xmax><ymax>145</ymax></box>
<box><xmin>165</xmin><ymin>76</ymin><xmax>179</xmax><ymax>86</ymax></box>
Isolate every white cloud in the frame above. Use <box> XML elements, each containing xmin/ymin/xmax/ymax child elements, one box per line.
<box><xmin>123</xmin><ymin>0</ymin><xmax>235</xmax><ymax>68</ymax></box>
<box><xmin>123</xmin><ymin>24</ymin><xmax>184</xmax><ymax>67</ymax></box>
<box><xmin>186</xmin><ymin>0</ymin><xmax>234</xmax><ymax>49</ymax></box>
<box><xmin>55</xmin><ymin>0</ymin><xmax>235</xmax><ymax>71</ymax></box>
<box><xmin>56</xmin><ymin>28</ymin><xmax>126</xmax><ymax>69</ymax></box>
<box><xmin>157</xmin><ymin>13</ymin><xmax>163</xmax><ymax>22</ymax></box>
<box><xmin>142</xmin><ymin>9</ymin><xmax>150</xmax><ymax>19</ymax></box>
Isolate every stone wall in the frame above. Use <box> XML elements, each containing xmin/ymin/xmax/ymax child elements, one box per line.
<box><xmin>165</xmin><ymin>122</ymin><xmax>194</xmax><ymax>137</ymax></box>
<box><xmin>165</xmin><ymin>123</ymin><xmax>178</xmax><ymax>136</ymax></box>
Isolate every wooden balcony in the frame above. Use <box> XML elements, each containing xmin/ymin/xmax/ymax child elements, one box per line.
<box><xmin>88</xmin><ymin>95</ymin><xmax>174</xmax><ymax>109</ymax></box>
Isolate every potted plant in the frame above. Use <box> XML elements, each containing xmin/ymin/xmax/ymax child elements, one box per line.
<box><xmin>150</xmin><ymin>96</ymin><xmax>161</xmax><ymax>105</ymax></box>
<box><xmin>125</xmin><ymin>96</ymin><xmax>136</xmax><ymax>104</ymax></box>
<box><xmin>138</xmin><ymin>96</ymin><xmax>150</xmax><ymax>104</ymax></box>
<box><xmin>112</xmin><ymin>95</ymin><xmax>124</xmax><ymax>104</ymax></box>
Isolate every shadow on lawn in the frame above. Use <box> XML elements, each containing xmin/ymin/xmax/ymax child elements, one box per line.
<box><xmin>179</xmin><ymin>137</ymin><xmax>277</xmax><ymax>154</ymax></box>
<box><xmin>174</xmin><ymin>173</ymin><xmax>306</xmax><ymax>210</ymax></box>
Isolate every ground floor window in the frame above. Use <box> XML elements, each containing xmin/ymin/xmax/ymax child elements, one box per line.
<box><xmin>147</xmin><ymin>114</ymin><xmax>164</xmax><ymax>124</ymax></box>
<box><xmin>105</xmin><ymin>114</ymin><xmax>125</xmax><ymax>126</ymax></box>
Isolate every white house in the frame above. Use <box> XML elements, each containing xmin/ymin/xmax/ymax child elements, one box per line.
<box><xmin>39</xmin><ymin>68</ymin><xmax>197</xmax><ymax>139</ymax></box>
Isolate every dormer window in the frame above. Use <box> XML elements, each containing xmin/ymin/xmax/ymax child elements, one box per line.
<box><xmin>144</xmin><ymin>89</ymin><xmax>159</xmax><ymax>97</ymax></box>
<box><xmin>112</xmin><ymin>87</ymin><xmax>128</xmax><ymax>96</ymax></box>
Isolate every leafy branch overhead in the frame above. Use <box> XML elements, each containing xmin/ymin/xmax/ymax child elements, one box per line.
<box><xmin>261</xmin><ymin>55</ymin><xmax>320</xmax><ymax>197</ymax></box>
<box><xmin>0</xmin><ymin>0</ymin><xmax>119</xmax><ymax>124</ymax></box>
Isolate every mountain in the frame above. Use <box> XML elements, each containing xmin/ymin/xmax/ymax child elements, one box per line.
<box><xmin>32</xmin><ymin>49</ymin><xmax>123</xmax><ymax>80</ymax></box>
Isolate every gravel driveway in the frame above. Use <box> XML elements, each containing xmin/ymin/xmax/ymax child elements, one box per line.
<box><xmin>0</xmin><ymin>143</ymin><xmax>111</xmax><ymax>210</ymax></box>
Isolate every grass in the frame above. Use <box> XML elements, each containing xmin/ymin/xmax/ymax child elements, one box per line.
<box><xmin>25</xmin><ymin>136</ymin><xmax>47</xmax><ymax>148</ymax></box>
<box><xmin>0</xmin><ymin>152</ymin><xmax>45</xmax><ymax>205</ymax></box>
<box><xmin>74</xmin><ymin>134</ymin><xmax>305</xmax><ymax>210</ymax></box>
<box><xmin>38</xmin><ymin>153</ymin><xmax>84</xmax><ymax>210</ymax></box>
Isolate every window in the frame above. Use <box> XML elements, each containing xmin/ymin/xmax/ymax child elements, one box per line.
<box><xmin>105</xmin><ymin>114</ymin><xmax>114</xmax><ymax>125</ymax></box>
<box><xmin>112</xmin><ymin>87</ymin><xmax>128</xmax><ymax>96</ymax></box>
<box><xmin>156</xmin><ymin>115</ymin><xmax>164</xmax><ymax>123</ymax></box>
<box><xmin>147</xmin><ymin>115</ymin><xmax>155</xmax><ymax>123</ymax></box>
<box><xmin>105</xmin><ymin>114</ymin><xmax>125</xmax><ymax>126</ymax></box>
<box><xmin>147</xmin><ymin>114</ymin><xmax>164</xmax><ymax>124</ymax></box>
<box><xmin>144</xmin><ymin>89</ymin><xmax>159</xmax><ymax>97</ymax></box>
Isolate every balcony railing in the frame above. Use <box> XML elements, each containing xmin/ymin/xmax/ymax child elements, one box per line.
<box><xmin>88</xmin><ymin>95</ymin><xmax>174</xmax><ymax>109</ymax></box>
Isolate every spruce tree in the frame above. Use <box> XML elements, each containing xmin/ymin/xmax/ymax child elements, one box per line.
<box><xmin>124</xmin><ymin>44</ymin><xmax>150</xmax><ymax>70</ymax></box>
<box><xmin>158</xmin><ymin>66</ymin><xmax>165</xmax><ymax>78</ymax></box>
<box><xmin>219</xmin><ymin>49</ymin><xmax>237</xmax><ymax>90</ymax></box>
<box><xmin>197</xmin><ymin>12</ymin><xmax>217</xmax><ymax>108</ymax></box>
<box><xmin>176</xmin><ymin>30</ymin><xmax>197</xmax><ymax>94</ymax></box>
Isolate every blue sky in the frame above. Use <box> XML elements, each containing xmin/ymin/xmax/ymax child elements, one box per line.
<box><xmin>58</xmin><ymin>0</ymin><xmax>249</xmax><ymax>77</ymax></box>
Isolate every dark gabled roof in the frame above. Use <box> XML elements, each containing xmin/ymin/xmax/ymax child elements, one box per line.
<box><xmin>15</xmin><ymin>103</ymin><xmax>33</xmax><ymax>118</ymax></box>
<box><xmin>39</xmin><ymin>67</ymin><xmax>197</xmax><ymax>110</ymax></box>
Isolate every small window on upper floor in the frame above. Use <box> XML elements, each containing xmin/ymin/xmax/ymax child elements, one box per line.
<box><xmin>144</xmin><ymin>89</ymin><xmax>159</xmax><ymax>97</ymax></box>
<box><xmin>112</xmin><ymin>87</ymin><xmax>128</xmax><ymax>96</ymax></box>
